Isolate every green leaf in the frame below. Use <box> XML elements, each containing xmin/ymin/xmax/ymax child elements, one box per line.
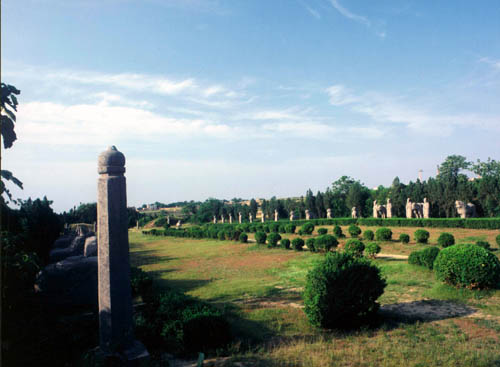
<box><xmin>0</xmin><ymin>115</ymin><xmax>17</xmax><ymax>148</ymax></box>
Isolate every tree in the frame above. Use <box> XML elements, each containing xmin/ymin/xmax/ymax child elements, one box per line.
<box><xmin>249</xmin><ymin>198</ymin><xmax>258</xmax><ymax>217</ymax></box>
<box><xmin>1</xmin><ymin>84</ymin><xmax>23</xmax><ymax>204</ymax></box>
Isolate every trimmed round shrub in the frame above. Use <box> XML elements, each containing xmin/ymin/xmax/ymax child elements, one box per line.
<box><xmin>306</xmin><ymin>238</ymin><xmax>316</xmax><ymax>252</ymax></box>
<box><xmin>475</xmin><ymin>241</ymin><xmax>491</xmax><ymax>251</ymax></box>
<box><xmin>239</xmin><ymin>232</ymin><xmax>248</xmax><ymax>243</ymax></box>
<box><xmin>408</xmin><ymin>251</ymin><xmax>420</xmax><ymax>266</ymax></box>
<box><xmin>496</xmin><ymin>234</ymin><xmax>500</xmax><ymax>247</ymax></box>
<box><xmin>217</xmin><ymin>231</ymin><xmax>226</xmax><ymax>241</ymax></box>
<box><xmin>333</xmin><ymin>225</ymin><xmax>343</xmax><ymax>238</ymax></box>
<box><xmin>419</xmin><ymin>247</ymin><xmax>440</xmax><ymax>269</ymax></box>
<box><xmin>344</xmin><ymin>239</ymin><xmax>365</xmax><ymax>257</ymax></box>
<box><xmin>255</xmin><ymin>231</ymin><xmax>267</xmax><ymax>245</ymax></box>
<box><xmin>303</xmin><ymin>252</ymin><xmax>386</xmax><ymax>329</ymax></box>
<box><xmin>292</xmin><ymin>237</ymin><xmax>305</xmax><ymax>251</ymax></box>
<box><xmin>314</xmin><ymin>235</ymin><xmax>338</xmax><ymax>252</ymax></box>
<box><xmin>301</xmin><ymin>222</ymin><xmax>315</xmax><ymax>235</ymax></box>
<box><xmin>414</xmin><ymin>229</ymin><xmax>430</xmax><ymax>244</ymax></box>
<box><xmin>399</xmin><ymin>233</ymin><xmax>410</xmax><ymax>244</ymax></box>
<box><xmin>317</xmin><ymin>228</ymin><xmax>328</xmax><ymax>235</ymax></box>
<box><xmin>267</xmin><ymin>233</ymin><xmax>282</xmax><ymax>248</ymax></box>
<box><xmin>278</xmin><ymin>225</ymin><xmax>286</xmax><ymax>234</ymax></box>
<box><xmin>280</xmin><ymin>238</ymin><xmax>291</xmax><ymax>249</ymax></box>
<box><xmin>434</xmin><ymin>244</ymin><xmax>500</xmax><ymax>289</ymax></box>
<box><xmin>365</xmin><ymin>242</ymin><xmax>381</xmax><ymax>258</ymax></box>
<box><xmin>348</xmin><ymin>224</ymin><xmax>362</xmax><ymax>238</ymax></box>
<box><xmin>363</xmin><ymin>230</ymin><xmax>374</xmax><ymax>241</ymax></box>
<box><xmin>263</xmin><ymin>225</ymin><xmax>270</xmax><ymax>233</ymax></box>
<box><xmin>269</xmin><ymin>223</ymin><xmax>279</xmax><ymax>233</ymax></box>
<box><xmin>285</xmin><ymin>224</ymin><xmax>296</xmax><ymax>234</ymax></box>
<box><xmin>437</xmin><ymin>232</ymin><xmax>455</xmax><ymax>248</ymax></box>
<box><xmin>375</xmin><ymin>227</ymin><xmax>392</xmax><ymax>241</ymax></box>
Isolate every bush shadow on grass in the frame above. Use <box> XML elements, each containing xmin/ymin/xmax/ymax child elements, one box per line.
<box><xmin>378</xmin><ymin>299</ymin><xmax>477</xmax><ymax>330</ymax></box>
<box><xmin>151</xmin><ymin>274</ymin><xmax>214</xmax><ymax>293</ymax></box>
<box><xmin>130</xmin><ymin>248</ymin><xmax>178</xmax><ymax>266</ymax></box>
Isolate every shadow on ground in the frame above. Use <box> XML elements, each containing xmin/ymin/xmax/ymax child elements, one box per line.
<box><xmin>379</xmin><ymin>299</ymin><xmax>476</xmax><ymax>325</ymax></box>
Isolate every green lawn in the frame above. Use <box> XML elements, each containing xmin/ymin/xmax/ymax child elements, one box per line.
<box><xmin>129</xmin><ymin>229</ymin><xmax>500</xmax><ymax>366</ymax></box>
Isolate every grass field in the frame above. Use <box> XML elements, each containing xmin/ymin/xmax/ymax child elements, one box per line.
<box><xmin>130</xmin><ymin>225</ymin><xmax>500</xmax><ymax>366</ymax></box>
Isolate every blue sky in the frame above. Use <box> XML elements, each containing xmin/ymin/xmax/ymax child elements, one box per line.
<box><xmin>2</xmin><ymin>0</ymin><xmax>500</xmax><ymax>212</ymax></box>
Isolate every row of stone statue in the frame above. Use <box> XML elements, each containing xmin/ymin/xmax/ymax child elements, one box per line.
<box><xmin>211</xmin><ymin>198</ymin><xmax>477</xmax><ymax>224</ymax></box>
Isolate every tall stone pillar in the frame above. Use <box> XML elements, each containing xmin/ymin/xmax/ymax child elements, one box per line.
<box><xmin>97</xmin><ymin>146</ymin><xmax>148</xmax><ymax>362</ymax></box>
<box><xmin>261</xmin><ymin>212</ymin><xmax>265</xmax><ymax>223</ymax></box>
<box><xmin>274</xmin><ymin>210</ymin><xmax>278</xmax><ymax>222</ymax></box>
<box><xmin>238</xmin><ymin>212</ymin><xmax>242</xmax><ymax>224</ymax></box>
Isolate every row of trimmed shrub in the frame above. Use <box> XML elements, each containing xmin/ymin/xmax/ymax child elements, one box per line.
<box><xmin>409</xmin><ymin>244</ymin><xmax>500</xmax><ymax>289</ymax></box>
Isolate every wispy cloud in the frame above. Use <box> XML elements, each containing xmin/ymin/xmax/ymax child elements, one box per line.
<box><xmin>328</xmin><ymin>0</ymin><xmax>386</xmax><ymax>38</ymax></box>
<box><xmin>479</xmin><ymin>56</ymin><xmax>500</xmax><ymax>71</ymax></box>
<box><xmin>326</xmin><ymin>84</ymin><xmax>500</xmax><ymax>135</ymax></box>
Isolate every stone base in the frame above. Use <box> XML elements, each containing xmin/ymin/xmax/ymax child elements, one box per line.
<box><xmin>93</xmin><ymin>340</ymin><xmax>149</xmax><ymax>366</ymax></box>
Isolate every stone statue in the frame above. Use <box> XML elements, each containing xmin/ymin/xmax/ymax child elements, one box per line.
<box><xmin>351</xmin><ymin>207</ymin><xmax>358</xmax><ymax>218</ymax></box>
<box><xmin>249</xmin><ymin>213</ymin><xmax>253</xmax><ymax>223</ymax></box>
<box><xmin>176</xmin><ymin>220</ymin><xmax>181</xmax><ymax>228</ymax></box>
<box><xmin>238</xmin><ymin>212</ymin><xmax>242</xmax><ymax>224</ymax></box>
<box><xmin>229</xmin><ymin>214</ymin><xmax>233</xmax><ymax>224</ymax></box>
<box><xmin>166</xmin><ymin>216</ymin><xmax>170</xmax><ymax>225</ymax></box>
<box><xmin>373</xmin><ymin>200</ymin><xmax>387</xmax><ymax>219</ymax></box>
<box><xmin>455</xmin><ymin>200</ymin><xmax>476</xmax><ymax>218</ymax></box>
<box><xmin>221</xmin><ymin>215</ymin><xmax>225</xmax><ymax>224</ymax></box>
<box><xmin>386</xmin><ymin>199</ymin><xmax>392</xmax><ymax>218</ymax></box>
<box><xmin>423</xmin><ymin>198</ymin><xmax>430</xmax><ymax>218</ymax></box>
<box><xmin>261</xmin><ymin>212</ymin><xmax>265</xmax><ymax>223</ymax></box>
<box><xmin>274</xmin><ymin>209</ymin><xmax>278</xmax><ymax>222</ymax></box>
<box><xmin>406</xmin><ymin>198</ymin><xmax>424</xmax><ymax>218</ymax></box>
<box><xmin>405</xmin><ymin>198</ymin><xmax>412</xmax><ymax>219</ymax></box>
<box><xmin>290</xmin><ymin>211</ymin><xmax>295</xmax><ymax>221</ymax></box>
<box><xmin>326</xmin><ymin>208</ymin><xmax>332</xmax><ymax>219</ymax></box>
<box><xmin>213</xmin><ymin>215</ymin><xmax>217</xmax><ymax>224</ymax></box>
<box><xmin>305</xmin><ymin>209</ymin><xmax>311</xmax><ymax>220</ymax></box>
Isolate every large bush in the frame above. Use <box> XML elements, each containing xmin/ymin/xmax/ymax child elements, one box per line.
<box><xmin>301</xmin><ymin>222</ymin><xmax>315</xmax><ymax>235</ymax></box>
<box><xmin>255</xmin><ymin>231</ymin><xmax>267</xmax><ymax>244</ymax></box>
<box><xmin>306</xmin><ymin>238</ymin><xmax>316</xmax><ymax>252</ymax></box>
<box><xmin>375</xmin><ymin>227</ymin><xmax>392</xmax><ymax>241</ymax></box>
<box><xmin>437</xmin><ymin>232</ymin><xmax>455</xmax><ymax>248</ymax></box>
<box><xmin>267</xmin><ymin>233</ymin><xmax>281</xmax><ymax>248</ymax></box>
<box><xmin>408</xmin><ymin>247</ymin><xmax>440</xmax><ymax>270</ymax></box>
<box><xmin>314</xmin><ymin>235</ymin><xmax>338</xmax><ymax>252</ymax></box>
<box><xmin>496</xmin><ymin>234</ymin><xmax>500</xmax><ymax>247</ymax></box>
<box><xmin>363</xmin><ymin>230</ymin><xmax>374</xmax><ymax>241</ymax></box>
<box><xmin>317</xmin><ymin>228</ymin><xmax>328</xmax><ymax>235</ymax></box>
<box><xmin>344</xmin><ymin>239</ymin><xmax>365</xmax><ymax>257</ymax></box>
<box><xmin>292</xmin><ymin>237</ymin><xmax>305</xmax><ymax>251</ymax></box>
<box><xmin>414</xmin><ymin>229</ymin><xmax>430</xmax><ymax>244</ymax></box>
<box><xmin>303</xmin><ymin>252</ymin><xmax>386</xmax><ymax>329</ymax></box>
<box><xmin>399</xmin><ymin>233</ymin><xmax>410</xmax><ymax>244</ymax></box>
<box><xmin>348</xmin><ymin>224</ymin><xmax>362</xmax><ymax>238</ymax></box>
<box><xmin>135</xmin><ymin>289</ymin><xmax>231</xmax><ymax>354</ymax></box>
<box><xmin>333</xmin><ymin>225</ymin><xmax>343</xmax><ymax>238</ymax></box>
<box><xmin>434</xmin><ymin>244</ymin><xmax>500</xmax><ymax>289</ymax></box>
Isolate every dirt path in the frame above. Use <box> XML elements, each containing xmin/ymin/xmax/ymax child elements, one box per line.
<box><xmin>377</xmin><ymin>253</ymin><xmax>408</xmax><ymax>260</ymax></box>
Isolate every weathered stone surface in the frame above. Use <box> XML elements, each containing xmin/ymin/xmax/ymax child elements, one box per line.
<box><xmin>373</xmin><ymin>200</ymin><xmax>387</xmax><ymax>218</ymax></box>
<box><xmin>84</xmin><ymin>236</ymin><xmax>97</xmax><ymax>257</ymax></box>
<box><xmin>406</xmin><ymin>198</ymin><xmax>424</xmax><ymax>218</ymax></box>
<box><xmin>49</xmin><ymin>235</ymin><xmax>87</xmax><ymax>262</ymax></box>
<box><xmin>35</xmin><ymin>255</ymin><xmax>98</xmax><ymax>306</ymax></box>
<box><xmin>52</xmin><ymin>235</ymin><xmax>75</xmax><ymax>249</ymax></box>
<box><xmin>386</xmin><ymin>199</ymin><xmax>393</xmax><ymax>218</ymax></box>
<box><xmin>97</xmin><ymin>146</ymin><xmax>147</xmax><ymax>359</ymax></box>
<box><xmin>455</xmin><ymin>200</ymin><xmax>476</xmax><ymax>218</ymax></box>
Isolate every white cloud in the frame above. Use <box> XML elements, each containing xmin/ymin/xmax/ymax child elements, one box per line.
<box><xmin>328</xmin><ymin>0</ymin><xmax>386</xmax><ymax>38</ymax></box>
<box><xmin>325</xmin><ymin>84</ymin><xmax>500</xmax><ymax>135</ymax></box>
<box><xmin>479</xmin><ymin>57</ymin><xmax>500</xmax><ymax>71</ymax></box>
